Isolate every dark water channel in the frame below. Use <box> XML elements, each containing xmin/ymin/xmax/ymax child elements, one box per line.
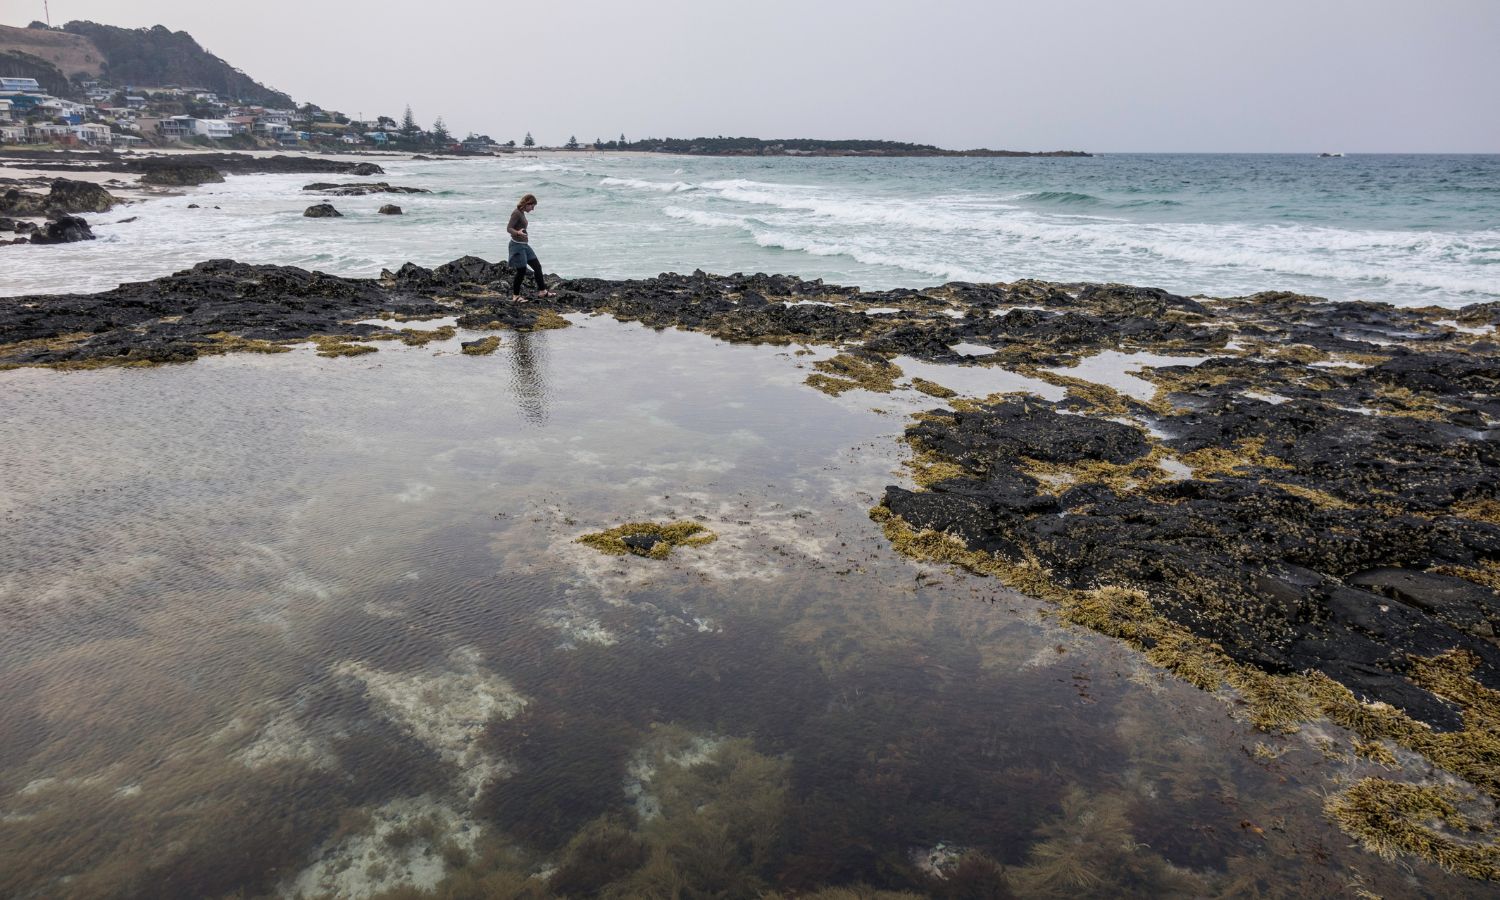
<box><xmin>0</xmin><ymin>317</ymin><xmax>1482</xmax><ymax>898</ymax></box>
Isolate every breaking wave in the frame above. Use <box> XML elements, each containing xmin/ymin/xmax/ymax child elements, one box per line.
<box><xmin>600</xmin><ymin>177</ymin><xmax>697</xmax><ymax>193</ymax></box>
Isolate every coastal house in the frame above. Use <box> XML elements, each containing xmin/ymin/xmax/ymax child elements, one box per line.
<box><xmin>26</xmin><ymin>123</ymin><xmax>77</xmax><ymax>144</ymax></box>
<box><xmin>72</xmin><ymin>123</ymin><xmax>112</xmax><ymax>146</ymax></box>
<box><xmin>192</xmin><ymin>119</ymin><xmax>235</xmax><ymax>139</ymax></box>
<box><xmin>0</xmin><ymin>77</ymin><xmax>42</xmax><ymax>93</ymax></box>
<box><xmin>0</xmin><ymin>99</ymin><xmax>12</xmax><ymax>122</ymax></box>
<box><xmin>125</xmin><ymin>96</ymin><xmax>148</xmax><ymax>109</ymax></box>
<box><xmin>258</xmin><ymin>109</ymin><xmax>293</xmax><ymax>127</ymax></box>
<box><xmin>55</xmin><ymin>100</ymin><xmax>87</xmax><ymax>125</ymax></box>
<box><xmin>157</xmin><ymin>116</ymin><xmax>197</xmax><ymax>141</ymax></box>
<box><xmin>338</xmin><ymin>134</ymin><xmax>364</xmax><ymax>145</ymax></box>
<box><xmin>1</xmin><ymin>93</ymin><xmax>50</xmax><ymax>116</ymax></box>
<box><xmin>0</xmin><ymin>125</ymin><xmax>26</xmax><ymax>144</ymax></box>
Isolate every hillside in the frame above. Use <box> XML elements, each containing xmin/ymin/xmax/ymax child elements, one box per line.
<box><xmin>0</xmin><ymin>21</ymin><xmax>294</xmax><ymax>107</ymax></box>
<box><xmin>0</xmin><ymin>22</ymin><xmax>103</xmax><ymax>78</ymax></box>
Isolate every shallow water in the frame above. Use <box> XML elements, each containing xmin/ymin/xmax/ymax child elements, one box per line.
<box><xmin>4</xmin><ymin>153</ymin><xmax>1497</xmax><ymax>307</ymax></box>
<box><xmin>0</xmin><ymin>320</ymin><xmax>1486</xmax><ymax>898</ymax></box>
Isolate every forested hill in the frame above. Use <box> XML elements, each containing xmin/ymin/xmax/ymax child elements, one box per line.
<box><xmin>0</xmin><ymin>21</ymin><xmax>294</xmax><ymax>106</ymax></box>
<box><xmin>62</xmin><ymin>21</ymin><xmax>294</xmax><ymax>105</ymax></box>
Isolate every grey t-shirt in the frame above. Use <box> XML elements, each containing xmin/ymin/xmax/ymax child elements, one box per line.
<box><xmin>508</xmin><ymin>208</ymin><xmax>528</xmax><ymax>243</ymax></box>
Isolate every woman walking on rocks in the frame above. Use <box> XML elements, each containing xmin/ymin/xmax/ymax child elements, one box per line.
<box><xmin>507</xmin><ymin>193</ymin><xmax>554</xmax><ymax>299</ymax></box>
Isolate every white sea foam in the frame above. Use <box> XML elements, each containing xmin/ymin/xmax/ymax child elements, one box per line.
<box><xmin>601</xmin><ymin>176</ymin><xmax>697</xmax><ymax>193</ymax></box>
<box><xmin>3</xmin><ymin>155</ymin><xmax>1494</xmax><ymax>308</ymax></box>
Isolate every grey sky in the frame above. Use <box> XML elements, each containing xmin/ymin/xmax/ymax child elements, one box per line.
<box><xmin>13</xmin><ymin>0</ymin><xmax>1499</xmax><ymax>151</ymax></box>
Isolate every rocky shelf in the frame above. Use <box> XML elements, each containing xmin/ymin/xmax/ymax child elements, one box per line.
<box><xmin>3</xmin><ymin>257</ymin><xmax>1498</xmax><ymax>877</ymax></box>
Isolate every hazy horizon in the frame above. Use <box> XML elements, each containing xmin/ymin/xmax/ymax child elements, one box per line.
<box><xmin>6</xmin><ymin>0</ymin><xmax>1499</xmax><ymax>153</ymax></box>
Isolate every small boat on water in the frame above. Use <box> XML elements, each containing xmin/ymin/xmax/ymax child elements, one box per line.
<box><xmin>1319</xmin><ymin>152</ymin><xmax>1345</xmax><ymax>158</ymax></box>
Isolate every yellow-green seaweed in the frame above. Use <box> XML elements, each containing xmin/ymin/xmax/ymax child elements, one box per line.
<box><xmin>576</xmin><ymin>521</ymin><xmax>718</xmax><ymax>560</ymax></box>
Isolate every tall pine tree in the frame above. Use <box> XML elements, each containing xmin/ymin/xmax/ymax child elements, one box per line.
<box><xmin>399</xmin><ymin>105</ymin><xmax>421</xmax><ymax>139</ymax></box>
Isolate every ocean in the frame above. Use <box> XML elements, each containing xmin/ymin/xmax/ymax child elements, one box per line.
<box><xmin>4</xmin><ymin>152</ymin><xmax>1498</xmax><ymax>306</ymax></box>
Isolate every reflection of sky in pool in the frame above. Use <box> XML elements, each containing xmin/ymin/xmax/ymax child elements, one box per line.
<box><xmin>0</xmin><ymin>319</ymin><xmax>1472</xmax><ymax>898</ymax></box>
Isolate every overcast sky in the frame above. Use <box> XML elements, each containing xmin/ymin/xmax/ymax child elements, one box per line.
<box><xmin>12</xmin><ymin>0</ymin><xmax>1499</xmax><ymax>151</ymax></box>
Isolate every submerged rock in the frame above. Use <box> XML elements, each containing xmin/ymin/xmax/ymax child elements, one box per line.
<box><xmin>576</xmin><ymin>521</ymin><xmax>718</xmax><ymax>560</ymax></box>
<box><xmin>378</xmin><ymin>204</ymin><xmax>403</xmax><ymax>215</ymax></box>
<box><xmin>303</xmin><ymin>202</ymin><xmax>342</xmax><ymax>218</ymax></box>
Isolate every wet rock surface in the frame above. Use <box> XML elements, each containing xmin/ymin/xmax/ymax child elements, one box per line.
<box><xmin>0</xmin><ymin>150</ymin><xmax>385</xmax><ymax>179</ymax></box>
<box><xmin>0</xmin><ymin>178</ymin><xmax>119</xmax><ymax>215</ymax></box>
<box><xmin>2</xmin><ymin>260</ymin><xmax>1496</xmax><ymax>723</ymax></box>
<box><xmin>302</xmin><ymin>202</ymin><xmax>342</xmax><ymax>218</ymax></box>
<box><xmin>303</xmin><ymin>181</ymin><xmax>431</xmax><ymax>196</ymax></box>
<box><xmin>27</xmin><ymin>215</ymin><xmax>94</xmax><ymax>245</ymax></box>
<box><xmin>140</xmin><ymin>163</ymin><xmax>225</xmax><ymax>187</ymax></box>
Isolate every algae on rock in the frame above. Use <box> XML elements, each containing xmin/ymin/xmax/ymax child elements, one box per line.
<box><xmin>806</xmin><ymin>352</ymin><xmax>903</xmax><ymax>396</ymax></box>
<box><xmin>576</xmin><ymin>521</ymin><xmax>719</xmax><ymax>560</ymax></box>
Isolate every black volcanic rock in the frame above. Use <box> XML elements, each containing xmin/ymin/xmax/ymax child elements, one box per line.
<box><xmin>46</xmin><ymin>178</ymin><xmax>118</xmax><ymax>213</ymax></box>
<box><xmin>303</xmin><ymin>182</ymin><xmax>431</xmax><ymax>196</ymax></box>
<box><xmin>28</xmin><ymin>215</ymin><xmax>94</xmax><ymax>244</ymax></box>
<box><xmin>303</xmin><ymin>203</ymin><xmax>342</xmax><ymax>218</ymax></box>
<box><xmin>140</xmin><ymin>164</ymin><xmax>225</xmax><ymax>187</ymax></box>
<box><xmin>0</xmin><ymin>187</ymin><xmax>48</xmax><ymax>216</ymax></box>
<box><xmin>378</xmin><ymin>204</ymin><xmax>403</xmax><ymax>215</ymax></box>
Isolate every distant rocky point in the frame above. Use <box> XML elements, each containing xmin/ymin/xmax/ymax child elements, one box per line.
<box><xmin>613</xmin><ymin>137</ymin><xmax>1090</xmax><ymax>157</ymax></box>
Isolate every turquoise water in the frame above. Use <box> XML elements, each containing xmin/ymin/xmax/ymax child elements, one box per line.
<box><xmin>5</xmin><ymin>153</ymin><xmax>1497</xmax><ymax>307</ymax></box>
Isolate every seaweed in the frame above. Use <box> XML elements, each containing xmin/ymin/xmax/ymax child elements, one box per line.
<box><xmin>910</xmin><ymin>378</ymin><xmax>957</xmax><ymax>399</ymax></box>
<box><xmin>1325</xmin><ymin>779</ymin><xmax>1500</xmax><ymax>881</ymax></box>
<box><xmin>309</xmin><ymin>334</ymin><xmax>379</xmax><ymax>357</ymax></box>
<box><xmin>461</xmin><ymin>336</ymin><xmax>502</xmax><ymax>356</ymax></box>
<box><xmin>806</xmin><ymin>352</ymin><xmax>903</xmax><ymax>396</ymax></box>
<box><xmin>575</xmin><ymin>521</ymin><xmax>718</xmax><ymax>560</ymax></box>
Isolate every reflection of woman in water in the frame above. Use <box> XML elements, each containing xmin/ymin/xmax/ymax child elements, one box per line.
<box><xmin>508</xmin><ymin>330</ymin><xmax>548</xmax><ymax>425</ymax></box>
<box><xmin>507</xmin><ymin>193</ymin><xmax>554</xmax><ymax>299</ymax></box>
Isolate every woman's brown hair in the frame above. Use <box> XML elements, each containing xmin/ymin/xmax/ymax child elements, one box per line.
<box><xmin>518</xmin><ymin>193</ymin><xmax>538</xmax><ymax>209</ymax></box>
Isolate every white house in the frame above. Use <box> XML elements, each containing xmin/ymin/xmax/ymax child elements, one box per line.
<box><xmin>73</xmin><ymin>123</ymin><xmax>112</xmax><ymax>145</ymax></box>
<box><xmin>192</xmin><ymin>119</ymin><xmax>234</xmax><ymax>139</ymax></box>
<box><xmin>27</xmin><ymin>123</ymin><xmax>76</xmax><ymax>143</ymax></box>
<box><xmin>0</xmin><ymin>124</ymin><xmax>26</xmax><ymax>143</ymax></box>
<box><xmin>0</xmin><ymin>77</ymin><xmax>41</xmax><ymax>93</ymax></box>
<box><xmin>0</xmin><ymin>98</ymin><xmax>12</xmax><ymax>121</ymax></box>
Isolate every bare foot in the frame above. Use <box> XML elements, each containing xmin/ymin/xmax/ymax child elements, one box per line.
<box><xmin>537</xmin><ymin>290</ymin><xmax>556</xmax><ymax>298</ymax></box>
